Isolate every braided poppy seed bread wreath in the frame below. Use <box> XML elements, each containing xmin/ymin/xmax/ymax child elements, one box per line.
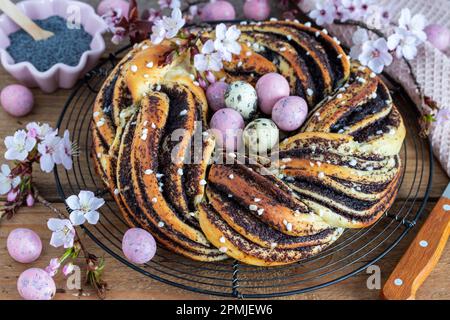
<box><xmin>91</xmin><ymin>21</ymin><xmax>405</xmax><ymax>266</ymax></box>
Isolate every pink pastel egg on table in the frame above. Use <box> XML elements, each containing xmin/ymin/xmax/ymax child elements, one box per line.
<box><xmin>7</xmin><ymin>228</ymin><xmax>42</xmax><ymax>264</ymax></box>
<box><xmin>97</xmin><ymin>0</ymin><xmax>130</xmax><ymax>17</ymax></box>
<box><xmin>425</xmin><ymin>24</ymin><xmax>450</xmax><ymax>51</ymax></box>
<box><xmin>17</xmin><ymin>268</ymin><xmax>56</xmax><ymax>300</ymax></box>
<box><xmin>272</xmin><ymin>96</ymin><xmax>308</xmax><ymax>131</ymax></box>
<box><xmin>0</xmin><ymin>84</ymin><xmax>34</xmax><ymax>117</ymax></box>
<box><xmin>244</xmin><ymin>0</ymin><xmax>271</xmax><ymax>21</ymax></box>
<box><xmin>207</xmin><ymin>81</ymin><xmax>229</xmax><ymax>112</ymax></box>
<box><xmin>122</xmin><ymin>228</ymin><xmax>156</xmax><ymax>264</ymax></box>
<box><xmin>201</xmin><ymin>1</ymin><xmax>236</xmax><ymax>21</ymax></box>
<box><xmin>210</xmin><ymin>108</ymin><xmax>245</xmax><ymax>151</ymax></box>
<box><xmin>256</xmin><ymin>73</ymin><xmax>290</xmax><ymax>115</ymax></box>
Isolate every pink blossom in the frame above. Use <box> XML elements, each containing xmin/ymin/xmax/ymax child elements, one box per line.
<box><xmin>358</xmin><ymin>38</ymin><xmax>393</xmax><ymax>73</ymax></box>
<box><xmin>45</xmin><ymin>258</ymin><xmax>61</xmax><ymax>277</ymax></box>
<box><xmin>309</xmin><ymin>0</ymin><xmax>337</xmax><ymax>25</ymax></box>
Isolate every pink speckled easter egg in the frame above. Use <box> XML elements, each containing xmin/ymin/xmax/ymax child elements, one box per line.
<box><xmin>201</xmin><ymin>1</ymin><xmax>236</xmax><ymax>21</ymax></box>
<box><xmin>272</xmin><ymin>96</ymin><xmax>308</xmax><ymax>131</ymax></box>
<box><xmin>207</xmin><ymin>81</ymin><xmax>229</xmax><ymax>112</ymax></box>
<box><xmin>256</xmin><ymin>73</ymin><xmax>290</xmax><ymax>115</ymax></box>
<box><xmin>425</xmin><ymin>24</ymin><xmax>450</xmax><ymax>52</ymax></box>
<box><xmin>7</xmin><ymin>228</ymin><xmax>42</xmax><ymax>264</ymax></box>
<box><xmin>210</xmin><ymin>108</ymin><xmax>245</xmax><ymax>151</ymax></box>
<box><xmin>0</xmin><ymin>85</ymin><xmax>34</xmax><ymax>117</ymax></box>
<box><xmin>17</xmin><ymin>268</ymin><xmax>56</xmax><ymax>300</ymax></box>
<box><xmin>244</xmin><ymin>0</ymin><xmax>271</xmax><ymax>21</ymax></box>
<box><xmin>97</xmin><ymin>0</ymin><xmax>130</xmax><ymax>17</ymax></box>
<box><xmin>122</xmin><ymin>228</ymin><xmax>156</xmax><ymax>264</ymax></box>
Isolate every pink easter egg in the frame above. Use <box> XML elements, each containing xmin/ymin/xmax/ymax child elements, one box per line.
<box><xmin>244</xmin><ymin>0</ymin><xmax>271</xmax><ymax>21</ymax></box>
<box><xmin>207</xmin><ymin>81</ymin><xmax>229</xmax><ymax>112</ymax></box>
<box><xmin>97</xmin><ymin>0</ymin><xmax>130</xmax><ymax>17</ymax></box>
<box><xmin>7</xmin><ymin>228</ymin><xmax>42</xmax><ymax>264</ymax></box>
<box><xmin>0</xmin><ymin>84</ymin><xmax>34</xmax><ymax>117</ymax></box>
<box><xmin>17</xmin><ymin>268</ymin><xmax>56</xmax><ymax>300</ymax></box>
<box><xmin>201</xmin><ymin>1</ymin><xmax>236</xmax><ymax>21</ymax></box>
<box><xmin>122</xmin><ymin>228</ymin><xmax>157</xmax><ymax>264</ymax></box>
<box><xmin>256</xmin><ymin>73</ymin><xmax>290</xmax><ymax>115</ymax></box>
<box><xmin>425</xmin><ymin>24</ymin><xmax>450</xmax><ymax>52</ymax></box>
<box><xmin>210</xmin><ymin>108</ymin><xmax>245</xmax><ymax>151</ymax></box>
<box><xmin>272</xmin><ymin>96</ymin><xmax>308</xmax><ymax>131</ymax></box>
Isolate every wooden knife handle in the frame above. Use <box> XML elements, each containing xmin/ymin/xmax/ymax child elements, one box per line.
<box><xmin>381</xmin><ymin>197</ymin><xmax>450</xmax><ymax>300</ymax></box>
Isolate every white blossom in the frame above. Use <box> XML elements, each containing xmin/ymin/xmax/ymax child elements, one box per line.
<box><xmin>309</xmin><ymin>0</ymin><xmax>337</xmax><ymax>25</ymax></box>
<box><xmin>358</xmin><ymin>38</ymin><xmax>393</xmax><ymax>73</ymax></box>
<box><xmin>47</xmin><ymin>218</ymin><xmax>76</xmax><ymax>248</ymax></box>
<box><xmin>349</xmin><ymin>28</ymin><xmax>369</xmax><ymax>59</ymax></box>
<box><xmin>37</xmin><ymin>133</ymin><xmax>61</xmax><ymax>173</ymax></box>
<box><xmin>4</xmin><ymin>130</ymin><xmax>36</xmax><ymax>161</ymax></box>
<box><xmin>397</xmin><ymin>8</ymin><xmax>427</xmax><ymax>42</ymax></box>
<box><xmin>214</xmin><ymin>24</ymin><xmax>241</xmax><ymax>62</ymax></box>
<box><xmin>26</xmin><ymin>122</ymin><xmax>55</xmax><ymax>140</ymax></box>
<box><xmin>194</xmin><ymin>40</ymin><xmax>224</xmax><ymax>72</ymax></box>
<box><xmin>335</xmin><ymin>0</ymin><xmax>363</xmax><ymax>21</ymax></box>
<box><xmin>387</xmin><ymin>27</ymin><xmax>421</xmax><ymax>60</ymax></box>
<box><xmin>66</xmin><ymin>190</ymin><xmax>104</xmax><ymax>226</ymax></box>
<box><xmin>54</xmin><ymin>130</ymin><xmax>73</xmax><ymax>170</ymax></box>
<box><xmin>150</xmin><ymin>19</ymin><xmax>167</xmax><ymax>44</ymax></box>
<box><xmin>150</xmin><ymin>8</ymin><xmax>185</xmax><ymax>44</ymax></box>
<box><xmin>0</xmin><ymin>164</ymin><xmax>20</xmax><ymax>195</ymax></box>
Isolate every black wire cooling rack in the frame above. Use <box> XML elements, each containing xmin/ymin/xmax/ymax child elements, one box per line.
<box><xmin>54</xmin><ymin>46</ymin><xmax>433</xmax><ymax>299</ymax></box>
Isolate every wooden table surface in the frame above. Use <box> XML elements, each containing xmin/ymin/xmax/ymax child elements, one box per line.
<box><xmin>0</xmin><ymin>0</ymin><xmax>449</xmax><ymax>300</ymax></box>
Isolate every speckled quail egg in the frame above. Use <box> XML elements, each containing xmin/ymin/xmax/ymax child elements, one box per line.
<box><xmin>243</xmin><ymin>118</ymin><xmax>279</xmax><ymax>154</ymax></box>
<box><xmin>224</xmin><ymin>81</ymin><xmax>258</xmax><ymax>119</ymax></box>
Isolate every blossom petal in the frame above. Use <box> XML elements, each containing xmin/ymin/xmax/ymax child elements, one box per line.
<box><xmin>215</xmin><ymin>23</ymin><xmax>227</xmax><ymax>40</ymax></box>
<box><xmin>70</xmin><ymin>210</ymin><xmax>86</xmax><ymax>226</ymax></box>
<box><xmin>47</xmin><ymin>218</ymin><xmax>65</xmax><ymax>231</ymax></box>
<box><xmin>0</xmin><ymin>180</ymin><xmax>11</xmax><ymax>195</ymax></box>
<box><xmin>84</xmin><ymin>211</ymin><xmax>100</xmax><ymax>225</ymax></box>
<box><xmin>89</xmin><ymin>196</ymin><xmax>105</xmax><ymax>211</ymax></box>
<box><xmin>65</xmin><ymin>195</ymin><xmax>80</xmax><ymax>210</ymax></box>
<box><xmin>79</xmin><ymin>190</ymin><xmax>95</xmax><ymax>207</ymax></box>
<box><xmin>40</xmin><ymin>154</ymin><xmax>55</xmax><ymax>173</ymax></box>
<box><xmin>203</xmin><ymin>40</ymin><xmax>216</xmax><ymax>54</ymax></box>
<box><xmin>11</xmin><ymin>176</ymin><xmax>21</xmax><ymax>189</ymax></box>
<box><xmin>1</xmin><ymin>164</ymin><xmax>11</xmax><ymax>176</ymax></box>
<box><xmin>49</xmin><ymin>232</ymin><xmax>64</xmax><ymax>248</ymax></box>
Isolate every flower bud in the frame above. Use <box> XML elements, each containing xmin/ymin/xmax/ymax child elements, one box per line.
<box><xmin>26</xmin><ymin>193</ymin><xmax>35</xmax><ymax>207</ymax></box>
<box><xmin>7</xmin><ymin>190</ymin><xmax>18</xmax><ymax>202</ymax></box>
<box><xmin>206</xmin><ymin>71</ymin><xmax>216</xmax><ymax>84</ymax></box>
<box><xmin>62</xmin><ymin>263</ymin><xmax>75</xmax><ymax>277</ymax></box>
<box><xmin>198</xmin><ymin>78</ymin><xmax>207</xmax><ymax>89</ymax></box>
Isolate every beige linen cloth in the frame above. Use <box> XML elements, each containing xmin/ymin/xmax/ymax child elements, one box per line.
<box><xmin>326</xmin><ymin>0</ymin><xmax>450</xmax><ymax>175</ymax></box>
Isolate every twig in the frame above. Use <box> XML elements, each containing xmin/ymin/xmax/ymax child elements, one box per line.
<box><xmin>334</xmin><ymin>19</ymin><xmax>385</xmax><ymax>38</ymax></box>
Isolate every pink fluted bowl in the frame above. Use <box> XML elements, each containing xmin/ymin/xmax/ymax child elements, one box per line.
<box><xmin>0</xmin><ymin>0</ymin><xmax>107</xmax><ymax>93</ymax></box>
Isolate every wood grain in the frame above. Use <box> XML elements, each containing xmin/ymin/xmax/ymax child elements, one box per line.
<box><xmin>381</xmin><ymin>197</ymin><xmax>450</xmax><ymax>300</ymax></box>
<box><xmin>0</xmin><ymin>0</ymin><xmax>448</xmax><ymax>300</ymax></box>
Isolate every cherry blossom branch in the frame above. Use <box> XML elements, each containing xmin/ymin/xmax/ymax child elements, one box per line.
<box><xmin>32</xmin><ymin>186</ymin><xmax>108</xmax><ymax>299</ymax></box>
